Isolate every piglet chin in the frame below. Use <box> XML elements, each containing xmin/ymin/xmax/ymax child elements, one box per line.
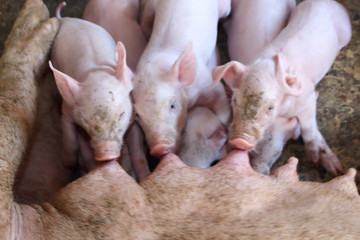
<box><xmin>229</xmin><ymin>137</ymin><xmax>255</xmax><ymax>151</ymax></box>
<box><xmin>150</xmin><ymin>144</ymin><xmax>175</xmax><ymax>157</ymax></box>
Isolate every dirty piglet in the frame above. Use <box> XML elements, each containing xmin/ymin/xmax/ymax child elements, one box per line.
<box><xmin>212</xmin><ymin>0</ymin><xmax>352</xmax><ymax>175</ymax></box>
<box><xmin>133</xmin><ymin>0</ymin><xmax>231</xmax><ymax>157</ymax></box>
<box><xmin>222</xmin><ymin>0</ymin><xmax>297</xmax><ymax>174</ymax></box>
<box><xmin>50</xmin><ymin>3</ymin><xmax>134</xmax><ymax>169</ymax></box>
<box><xmin>83</xmin><ymin>0</ymin><xmax>150</xmax><ymax>179</ymax></box>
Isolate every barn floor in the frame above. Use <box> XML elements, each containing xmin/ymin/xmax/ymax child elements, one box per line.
<box><xmin>0</xmin><ymin>0</ymin><xmax>359</xmax><ymax>190</ymax></box>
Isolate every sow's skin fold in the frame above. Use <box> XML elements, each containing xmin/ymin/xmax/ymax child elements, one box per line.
<box><xmin>1</xmin><ymin>0</ymin><xmax>360</xmax><ymax>239</ymax></box>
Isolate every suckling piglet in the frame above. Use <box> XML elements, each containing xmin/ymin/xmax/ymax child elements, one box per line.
<box><xmin>83</xmin><ymin>0</ymin><xmax>150</xmax><ymax>179</ymax></box>
<box><xmin>212</xmin><ymin>0</ymin><xmax>352</xmax><ymax>175</ymax></box>
<box><xmin>223</xmin><ymin>0</ymin><xmax>298</xmax><ymax>174</ymax></box>
<box><xmin>7</xmin><ymin>1</ymin><xmax>360</xmax><ymax>238</ymax></box>
<box><xmin>178</xmin><ymin>106</ymin><xmax>227</xmax><ymax>168</ymax></box>
<box><xmin>49</xmin><ymin>3</ymin><xmax>134</xmax><ymax>168</ymax></box>
<box><xmin>133</xmin><ymin>0</ymin><xmax>231</xmax><ymax>157</ymax></box>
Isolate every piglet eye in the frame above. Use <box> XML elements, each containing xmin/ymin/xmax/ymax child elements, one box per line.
<box><xmin>170</xmin><ymin>100</ymin><xmax>176</xmax><ymax>110</ymax></box>
<box><xmin>135</xmin><ymin>112</ymin><xmax>140</xmax><ymax>119</ymax></box>
<box><xmin>119</xmin><ymin>112</ymin><xmax>125</xmax><ymax>120</ymax></box>
<box><xmin>268</xmin><ymin>105</ymin><xmax>274</xmax><ymax>111</ymax></box>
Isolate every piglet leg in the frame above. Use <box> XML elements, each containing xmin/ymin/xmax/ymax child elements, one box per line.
<box><xmin>127</xmin><ymin>122</ymin><xmax>150</xmax><ymax>182</ymax></box>
<box><xmin>297</xmin><ymin>92</ymin><xmax>343</xmax><ymax>176</ymax></box>
<box><xmin>251</xmin><ymin>117</ymin><xmax>299</xmax><ymax>175</ymax></box>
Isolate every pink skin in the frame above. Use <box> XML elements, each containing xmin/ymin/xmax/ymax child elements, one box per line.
<box><xmin>224</xmin><ymin>0</ymin><xmax>296</xmax><ymax>65</ymax></box>
<box><xmin>83</xmin><ymin>0</ymin><xmax>147</xmax><ymax>71</ymax></box>
<box><xmin>212</xmin><ymin>0</ymin><xmax>352</xmax><ymax>175</ymax></box>
<box><xmin>133</xmin><ymin>0</ymin><xmax>231</xmax><ymax>157</ymax></box>
<box><xmin>178</xmin><ymin>106</ymin><xmax>227</xmax><ymax>168</ymax></box>
<box><xmin>50</xmin><ymin>17</ymin><xmax>134</xmax><ymax>167</ymax></box>
<box><xmin>138</xmin><ymin>0</ymin><xmax>159</xmax><ymax>39</ymax></box>
<box><xmin>6</xmin><ymin>1</ymin><xmax>360</xmax><ymax>238</ymax></box>
<box><xmin>221</xmin><ymin>0</ymin><xmax>297</xmax><ymax>172</ymax></box>
<box><xmin>250</xmin><ymin>117</ymin><xmax>300</xmax><ymax>175</ymax></box>
<box><xmin>83</xmin><ymin>0</ymin><xmax>150</xmax><ymax>179</ymax></box>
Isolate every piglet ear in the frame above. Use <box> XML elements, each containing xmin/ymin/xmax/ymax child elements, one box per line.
<box><xmin>273</xmin><ymin>54</ymin><xmax>302</xmax><ymax>96</ymax></box>
<box><xmin>115</xmin><ymin>42</ymin><xmax>134</xmax><ymax>92</ymax></box>
<box><xmin>211</xmin><ymin>61</ymin><xmax>246</xmax><ymax>89</ymax></box>
<box><xmin>49</xmin><ymin>61</ymin><xmax>80</xmax><ymax>106</ymax></box>
<box><xmin>168</xmin><ymin>43</ymin><xmax>197</xmax><ymax>87</ymax></box>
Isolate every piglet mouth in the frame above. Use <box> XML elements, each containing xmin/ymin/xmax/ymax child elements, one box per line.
<box><xmin>150</xmin><ymin>144</ymin><xmax>175</xmax><ymax>157</ymax></box>
<box><xmin>94</xmin><ymin>153</ymin><xmax>120</xmax><ymax>161</ymax></box>
<box><xmin>229</xmin><ymin>134</ymin><xmax>256</xmax><ymax>151</ymax></box>
<box><xmin>93</xmin><ymin>145</ymin><xmax>121</xmax><ymax>161</ymax></box>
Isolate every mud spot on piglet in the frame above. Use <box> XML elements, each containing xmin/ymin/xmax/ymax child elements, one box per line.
<box><xmin>109</xmin><ymin>91</ymin><xmax>115</xmax><ymax>102</ymax></box>
<box><xmin>88</xmin><ymin>105</ymin><xmax>123</xmax><ymax>142</ymax></box>
<box><xmin>241</xmin><ymin>90</ymin><xmax>264</xmax><ymax>121</ymax></box>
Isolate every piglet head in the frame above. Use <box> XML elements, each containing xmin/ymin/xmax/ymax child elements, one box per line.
<box><xmin>178</xmin><ymin>106</ymin><xmax>227</xmax><ymax>168</ymax></box>
<box><xmin>49</xmin><ymin>42</ymin><xmax>134</xmax><ymax>161</ymax></box>
<box><xmin>133</xmin><ymin>44</ymin><xmax>197</xmax><ymax>157</ymax></box>
<box><xmin>212</xmin><ymin>54</ymin><xmax>302</xmax><ymax>151</ymax></box>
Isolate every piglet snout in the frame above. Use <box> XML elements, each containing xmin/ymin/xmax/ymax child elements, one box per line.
<box><xmin>150</xmin><ymin>144</ymin><xmax>175</xmax><ymax>157</ymax></box>
<box><xmin>229</xmin><ymin>137</ymin><xmax>255</xmax><ymax>151</ymax></box>
<box><xmin>93</xmin><ymin>142</ymin><xmax>121</xmax><ymax>161</ymax></box>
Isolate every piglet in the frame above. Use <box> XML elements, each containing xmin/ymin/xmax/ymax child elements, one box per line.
<box><xmin>133</xmin><ymin>0</ymin><xmax>231</xmax><ymax>157</ymax></box>
<box><xmin>83</xmin><ymin>0</ymin><xmax>147</xmax><ymax>71</ymax></box>
<box><xmin>49</xmin><ymin>3</ymin><xmax>134</xmax><ymax>166</ymax></box>
<box><xmin>9</xmin><ymin>2</ymin><xmax>360</xmax><ymax>239</ymax></box>
<box><xmin>178</xmin><ymin>106</ymin><xmax>227</xmax><ymax>168</ymax></box>
<box><xmin>83</xmin><ymin>0</ymin><xmax>150</xmax><ymax>179</ymax></box>
<box><xmin>250</xmin><ymin>117</ymin><xmax>300</xmax><ymax>174</ymax></box>
<box><xmin>225</xmin><ymin>0</ymin><xmax>296</xmax><ymax>65</ymax></box>
<box><xmin>212</xmin><ymin>0</ymin><xmax>352</xmax><ymax>175</ymax></box>
<box><xmin>222</xmin><ymin>0</ymin><xmax>298</xmax><ymax>174</ymax></box>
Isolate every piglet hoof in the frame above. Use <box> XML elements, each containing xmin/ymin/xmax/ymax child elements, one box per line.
<box><xmin>305</xmin><ymin>140</ymin><xmax>343</xmax><ymax>176</ymax></box>
<box><xmin>271</xmin><ymin>157</ymin><xmax>299</xmax><ymax>182</ymax></box>
<box><xmin>319</xmin><ymin>151</ymin><xmax>343</xmax><ymax>176</ymax></box>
